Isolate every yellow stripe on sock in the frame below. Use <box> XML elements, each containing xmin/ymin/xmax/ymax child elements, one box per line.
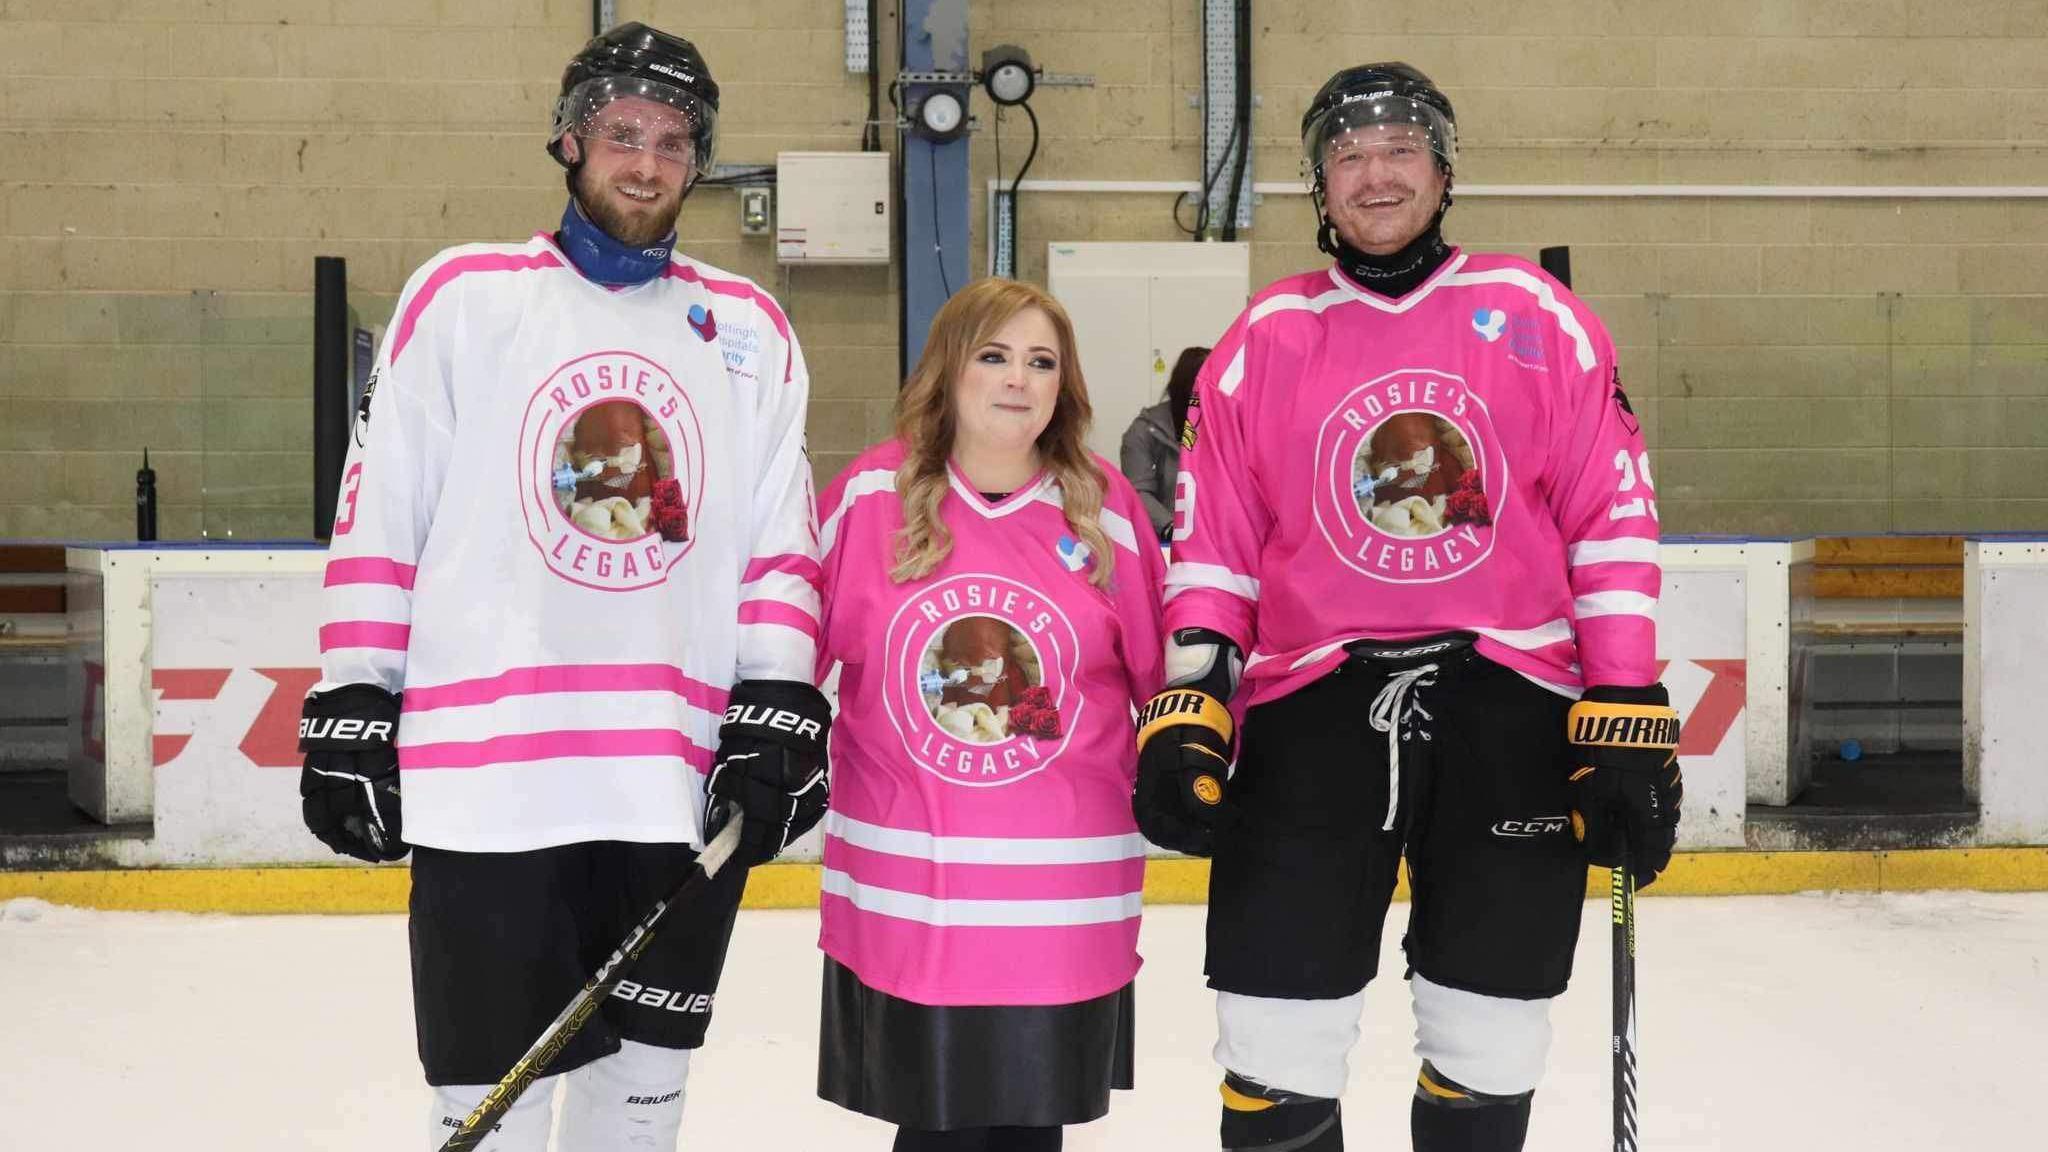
<box><xmin>1416</xmin><ymin>1070</ymin><xmax>1470</xmax><ymax>1101</ymax></box>
<box><xmin>1219</xmin><ymin>1080</ymin><xmax>1276</xmax><ymax>1112</ymax></box>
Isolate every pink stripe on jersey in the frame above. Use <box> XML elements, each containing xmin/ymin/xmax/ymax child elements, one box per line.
<box><xmin>391</xmin><ymin>251</ymin><xmax>564</xmax><ymax>365</ymax></box>
<box><xmin>661</xmin><ymin>263</ymin><xmax>794</xmax><ymax>382</ymax></box>
<box><xmin>401</xmin><ymin>663</ymin><xmax>730</xmax><ymax>716</ymax></box>
<box><xmin>399</xmin><ymin>727</ymin><xmax>711</xmax><ymax>772</ymax></box>
<box><xmin>323</xmin><ymin>557</ymin><xmax>417</xmax><ymax>590</ymax></box>
<box><xmin>318</xmin><ymin>621</ymin><xmax>411</xmax><ymax>652</ymax></box>
<box><xmin>738</xmin><ymin>599</ymin><xmax>821</xmax><ymax>640</ymax></box>
<box><xmin>743</xmin><ymin>553</ymin><xmax>823</xmax><ymax>588</ymax></box>
<box><xmin>827</xmin><ymin>838</ymin><xmax>1146</xmax><ymax>903</ymax></box>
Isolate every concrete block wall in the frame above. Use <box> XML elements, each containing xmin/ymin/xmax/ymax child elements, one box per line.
<box><xmin>3</xmin><ymin>0</ymin><xmax>2045</xmax><ymax>537</ymax></box>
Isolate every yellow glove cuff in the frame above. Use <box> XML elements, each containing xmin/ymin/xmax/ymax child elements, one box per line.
<box><xmin>1137</xmin><ymin>688</ymin><xmax>1234</xmax><ymax>750</ymax></box>
<box><xmin>1567</xmin><ymin>699</ymin><xmax>1680</xmax><ymax>751</ymax></box>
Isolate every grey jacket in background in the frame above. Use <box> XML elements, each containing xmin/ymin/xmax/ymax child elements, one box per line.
<box><xmin>1119</xmin><ymin>400</ymin><xmax>1180</xmax><ymax>540</ymax></box>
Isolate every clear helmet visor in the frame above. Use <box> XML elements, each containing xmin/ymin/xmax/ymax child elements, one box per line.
<box><xmin>1302</xmin><ymin>94</ymin><xmax>1455</xmax><ymax>185</ymax></box>
<box><xmin>550</xmin><ymin>76</ymin><xmax>716</xmax><ymax>174</ymax></box>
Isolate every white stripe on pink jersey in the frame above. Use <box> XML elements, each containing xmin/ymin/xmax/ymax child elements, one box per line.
<box><xmin>821</xmin><ymin>870</ymin><xmax>1144</xmax><ymax>927</ymax></box>
<box><xmin>819</xmin><ymin>468</ymin><xmax>896</xmax><ymax>558</ymax></box>
<box><xmin>826</xmin><ymin>810</ymin><xmax>1147</xmax><ymax>865</ymax></box>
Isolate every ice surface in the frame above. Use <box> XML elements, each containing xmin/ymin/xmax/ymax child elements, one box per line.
<box><xmin>3</xmin><ymin>892</ymin><xmax>2043</xmax><ymax>1150</ymax></box>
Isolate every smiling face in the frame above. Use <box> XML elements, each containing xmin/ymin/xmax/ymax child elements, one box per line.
<box><xmin>947</xmin><ymin>306</ymin><xmax>1063</xmax><ymax>467</ymax></box>
<box><xmin>562</xmin><ymin>95</ymin><xmax>695</xmax><ymax>247</ymax></box>
<box><xmin>1320</xmin><ymin>122</ymin><xmax>1448</xmax><ymax>255</ymax></box>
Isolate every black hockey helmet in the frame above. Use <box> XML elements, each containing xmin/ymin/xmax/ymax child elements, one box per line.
<box><xmin>1300</xmin><ymin>62</ymin><xmax>1457</xmax><ymax>184</ymax></box>
<box><xmin>548</xmin><ymin>23</ymin><xmax>719</xmax><ymax>174</ymax></box>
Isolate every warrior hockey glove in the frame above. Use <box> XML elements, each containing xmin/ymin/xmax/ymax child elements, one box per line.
<box><xmin>298</xmin><ymin>683</ymin><xmax>407</xmax><ymax>863</ymax></box>
<box><xmin>705</xmin><ymin>680</ymin><xmax>832</xmax><ymax>868</ymax></box>
<box><xmin>1566</xmin><ymin>683</ymin><xmax>1683</xmax><ymax>889</ymax></box>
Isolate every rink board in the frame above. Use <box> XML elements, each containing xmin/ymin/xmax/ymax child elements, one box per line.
<box><xmin>31</xmin><ymin>537</ymin><xmax>2048</xmax><ymax>889</ymax></box>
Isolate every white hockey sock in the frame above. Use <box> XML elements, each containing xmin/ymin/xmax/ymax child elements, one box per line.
<box><xmin>428</xmin><ymin>1077</ymin><xmax>556</xmax><ymax>1152</ymax></box>
<box><xmin>557</xmin><ymin>1039</ymin><xmax>693</xmax><ymax>1151</ymax></box>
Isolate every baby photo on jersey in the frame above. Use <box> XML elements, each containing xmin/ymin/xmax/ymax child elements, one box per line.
<box><xmin>1350</xmin><ymin>412</ymin><xmax>1488</xmax><ymax>537</ymax></box>
<box><xmin>549</xmin><ymin>398</ymin><xmax>689</xmax><ymax>543</ymax></box>
<box><xmin>917</xmin><ymin>614</ymin><xmax>1061</xmax><ymax>743</ymax></box>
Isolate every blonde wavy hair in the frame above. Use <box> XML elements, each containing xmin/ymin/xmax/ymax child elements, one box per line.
<box><xmin>891</xmin><ymin>278</ymin><xmax>1114</xmax><ymax>589</ymax></box>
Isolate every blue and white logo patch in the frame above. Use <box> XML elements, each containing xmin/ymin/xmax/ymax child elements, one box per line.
<box><xmin>1055</xmin><ymin>535</ymin><xmax>1092</xmax><ymax>573</ymax></box>
<box><xmin>1471</xmin><ymin>308</ymin><xmax>1507</xmax><ymax>342</ymax></box>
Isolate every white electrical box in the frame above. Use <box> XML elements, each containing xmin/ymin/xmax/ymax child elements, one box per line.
<box><xmin>776</xmin><ymin>151</ymin><xmax>891</xmax><ymax>265</ymax></box>
<box><xmin>1047</xmin><ymin>242</ymin><xmax>1251</xmax><ymax>462</ymax></box>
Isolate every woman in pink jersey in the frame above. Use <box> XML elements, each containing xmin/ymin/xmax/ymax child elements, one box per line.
<box><xmin>814</xmin><ymin>279</ymin><xmax>1167</xmax><ymax>1151</ymax></box>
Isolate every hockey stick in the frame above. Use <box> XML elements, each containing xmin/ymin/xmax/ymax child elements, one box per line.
<box><xmin>1610</xmin><ymin>854</ymin><xmax>1639</xmax><ymax>1152</ymax></box>
<box><xmin>436</xmin><ymin>817</ymin><xmax>745</xmax><ymax>1152</ymax></box>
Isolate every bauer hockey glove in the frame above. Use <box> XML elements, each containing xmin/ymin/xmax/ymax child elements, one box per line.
<box><xmin>298</xmin><ymin>683</ymin><xmax>408</xmax><ymax>863</ymax></box>
<box><xmin>1565</xmin><ymin>683</ymin><xmax>1683</xmax><ymax>888</ymax></box>
<box><xmin>705</xmin><ymin>680</ymin><xmax>832</xmax><ymax>868</ymax></box>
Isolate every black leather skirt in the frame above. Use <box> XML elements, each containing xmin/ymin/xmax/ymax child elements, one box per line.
<box><xmin>816</xmin><ymin>956</ymin><xmax>1135</xmax><ymax>1130</ymax></box>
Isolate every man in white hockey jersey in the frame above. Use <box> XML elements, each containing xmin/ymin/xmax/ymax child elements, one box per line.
<box><xmin>296</xmin><ymin>24</ymin><xmax>831</xmax><ymax>1150</ymax></box>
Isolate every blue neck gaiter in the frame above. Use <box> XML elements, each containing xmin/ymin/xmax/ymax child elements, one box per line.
<box><xmin>556</xmin><ymin>198</ymin><xmax>673</xmax><ymax>288</ymax></box>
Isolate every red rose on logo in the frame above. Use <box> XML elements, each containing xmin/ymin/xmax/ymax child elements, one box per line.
<box><xmin>651</xmin><ymin>478</ymin><xmax>689</xmax><ymax>541</ymax></box>
<box><xmin>1010</xmin><ymin>685</ymin><xmax>1062</xmax><ymax>738</ymax></box>
<box><xmin>1445</xmin><ymin>469</ymin><xmax>1491</xmax><ymax>527</ymax></box>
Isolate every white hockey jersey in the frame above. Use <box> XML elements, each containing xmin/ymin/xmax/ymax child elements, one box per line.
<box><xmin>316</xmin><ymin>232</ymin><xmax>821</xmax><ymax>853</ymax></box>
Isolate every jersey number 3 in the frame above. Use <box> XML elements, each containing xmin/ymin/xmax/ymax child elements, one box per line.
<box><xmin>1610</xmin><ymin>450</ymin><xmax>1658</xmax><ymax>522</ymax></box>
<box><xmin>333</xmin><ymin>462</ymin><xmax>363</xmax><ymax>535</ymax></box>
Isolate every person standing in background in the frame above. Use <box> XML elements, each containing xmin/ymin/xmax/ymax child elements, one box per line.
<box><xmin>1120</xmin><ymin>346</ymin><xmax>1210</xmax><ymax>541</ymax></box>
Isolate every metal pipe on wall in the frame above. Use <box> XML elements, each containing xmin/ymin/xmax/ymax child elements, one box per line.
<box><xmin>311</xmin><ymin>257</ymin><xmax>349</xmax><ymax>542</ymax></box>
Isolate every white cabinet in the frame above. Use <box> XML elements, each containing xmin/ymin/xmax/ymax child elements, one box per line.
<box><xmin>1046</xmin><ymin>242</ymin><xmax>1250</xmax><ymax>463</ymax></box>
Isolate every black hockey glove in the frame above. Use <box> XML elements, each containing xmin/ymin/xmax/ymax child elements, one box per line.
<box><xmin>705</xmin><ymin>680</ymin><xmax>832</xmax><ymax>869</ymax></box>
<box><xmin>298</xmin><ymin>683</ymin><xmax>407</xmax><ymax>863</ymax></box>
<box><xmin>1566</xmin><ymin>683</ymin><xmax>1683</xmax><ymax>889</ymax></box>
<box><xmin>1134</xmin><ymin>629</ymin><xmax>1242</xmax><ymax>857</ymax></box>
<box><xmin>1134</xmin><ymin>687</ymin><xmax>1233</xmax><ymax>856</ymax></box>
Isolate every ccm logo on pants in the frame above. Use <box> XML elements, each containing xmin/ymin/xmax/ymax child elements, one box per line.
<box><xmin>611</xmin><ymin>981</ymin><xmax>714</xmax><ymax>1014</ymax></box>
<box><xmin>1491</xmin><ymin>817</ymin><xmax>1569</xmax><ymax>838</ymax></box>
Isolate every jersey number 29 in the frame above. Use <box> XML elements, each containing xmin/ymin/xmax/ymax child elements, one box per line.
<box><xmin>1610</xmin><ymin>450</ymin><xmax>1658</xmax><ymax>522</ymax></box>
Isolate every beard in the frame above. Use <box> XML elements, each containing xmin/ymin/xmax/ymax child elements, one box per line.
<box><xmin>574</xmin><ymin>167</ymin><xmax>684</xmax><ymax>247</ymax></box>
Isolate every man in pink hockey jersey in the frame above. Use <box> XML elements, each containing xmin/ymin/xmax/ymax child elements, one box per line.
<box><xmin>1130</xmin><ymin>64</ymin><xmax>1683</xmax><ymax>1152</ymax></box>
<box><xmin>294</xmin><ymin>24</ymin><xmax>830</xmax><ymax>1151</ymax></box>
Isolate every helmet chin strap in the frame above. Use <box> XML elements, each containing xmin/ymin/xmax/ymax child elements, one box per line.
<box><xmin>1313</xmin><ymin>170</ymin><xmax>1456</xmax><ymax>299</ymax></box>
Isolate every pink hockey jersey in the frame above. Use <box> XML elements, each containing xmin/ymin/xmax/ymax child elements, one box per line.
<box><xmin>1167</xmin><ymin>252</ymin><xmax>1660</xmax><ymax>709</ymax></box>
<box><xmin>316</xmin><ymin>233</ymin><xmax>820</xmax><ymax>853</ymax></box>
<box><xmin>815</xmin><ymin>440</ymin><xmax>1167</xmax><ymax>1006</ymax></box>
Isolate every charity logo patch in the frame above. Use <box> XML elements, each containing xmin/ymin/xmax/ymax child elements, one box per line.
<box><xmin>881</xmin><ymin>575</ymin><xmax>1083</xmax><ymax>787</ymax></box>
<box><xmin>1055</xmin><ymin>534</ymin><xmax>1093</xmax><ymax>573</ymax></box>
<box><xmin>517</xmin><ymin>350</ymin><xmax>705</xmax><ymax>592</ymax></box>
<box><xmin>1506</xmin><ymin>316</ymin><xmax>1547</xmax><ymax>370</ymax></box>
<box><xmin>1471</xmin><ymin>308</ymin><xmax>1506</xmax><ymax>342</ymax></box>
<box><xmin>1311</xmin><ymin>368</ymin><xmax>1510</xmax><ymax>584</ymax></box>
<box><xmin>687</xmin><ymin>303</ymin><xmax>717</xmax><ymax>342</ymax></box>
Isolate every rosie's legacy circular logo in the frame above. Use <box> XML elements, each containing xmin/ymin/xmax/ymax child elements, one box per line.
<box><xmin>518</xmin><ymin>350</ymin><xmax>705</xmax><ymax>591</ymax></box>
<box><xmin>881</xmin><ymin>574</ymin><xmax>1082</xmax><ymax>787</ymax></box>
<box><xmin>1311</xmin><ymin>368</ymin><xmax>1507</xmax><ymax>583</ymax></box>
